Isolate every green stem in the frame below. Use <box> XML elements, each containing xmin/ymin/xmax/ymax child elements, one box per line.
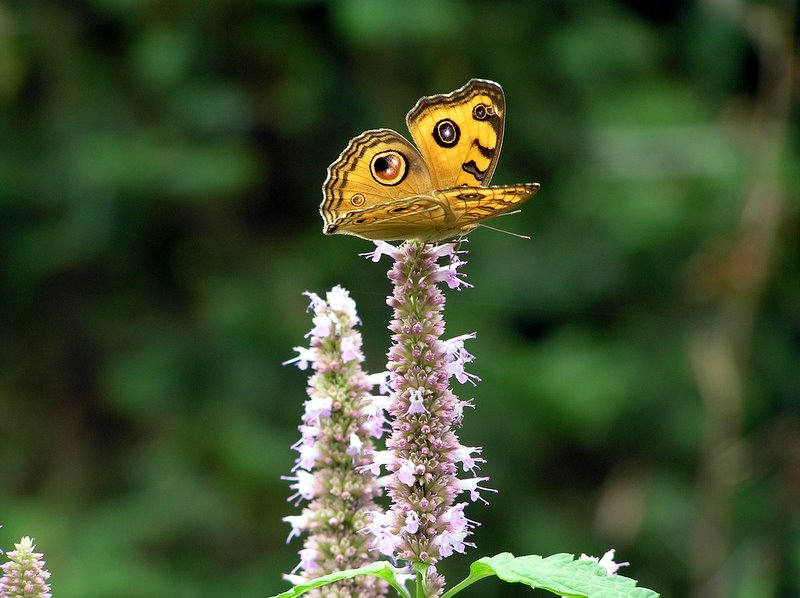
<box><xmin>413</xmin><ymin>561</ymin><xmax>429</xmax><ymax>598</ymax></box>
<box><xmin>441</xmin><ymin>571</ymin><xmax>494</xmax><ymax>598</ymax></box>
<box><xmin>415</xmin><ymin>570</ymin><xmax>424</xmax><ymax>597</ymax></box>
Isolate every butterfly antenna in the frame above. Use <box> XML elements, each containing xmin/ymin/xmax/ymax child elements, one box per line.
<box><xmin>476</xmin><ymin>222</ymin><xmax>531</xmax><ymax>240</ymax></box>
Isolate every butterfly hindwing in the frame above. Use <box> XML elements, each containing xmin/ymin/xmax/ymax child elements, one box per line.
<box><xmin>321</xmin><ymin>129</ymin><xmax>434</xmax><ymax>237</ymax></box>
<box><xmin>433</xmin><ymin>183</ymin><xmax>540</xmax><ymax>234</ymax></box>
<box><xmin>323</xmin><ymin>196</ymin><xmax>450</xmax><ymax>241</ymax></box>
<box><xmin>325</xmin><ymin>183</ymin><xmax>540</xmax><ymax>242</ymax></box>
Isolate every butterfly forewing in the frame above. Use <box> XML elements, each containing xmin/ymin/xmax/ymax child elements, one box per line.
<box><xmin>406</xmin><ymin>79</ymin><xmax>506</xmax><ymax>189</ymax></box>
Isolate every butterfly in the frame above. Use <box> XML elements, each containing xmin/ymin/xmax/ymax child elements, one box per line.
<box><xmin>320</xmin><ymin>79</ymin><xmax>539</xmax><ymax>242</ymax></box>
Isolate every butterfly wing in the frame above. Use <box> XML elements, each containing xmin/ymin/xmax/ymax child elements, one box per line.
<box><xmin>431</xmin><ymin>183</ymin><xmax>540</xmax><ymax>238</ymax></box>
<box><xmin>321</xmin><ymin>128</ymin><xmax>435</xmax><ymax>239</ymax></box>
<box><xmin>406</xmin><ymin>79</ymin><xmax>506</xmax><ymax>189</ymax></box>
<box><xmin>327</xmin><ymin>182</ymin><xmax>540</xmax><ymax>242</ymax></box>
<box><xmin>321</xmin><ymin>196</ymin><xmax>450</xmax><ymax>241</ymax></box>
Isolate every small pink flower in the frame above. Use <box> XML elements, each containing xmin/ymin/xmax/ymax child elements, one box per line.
<box><xmin>580</xmin><ymin>549</ymin><xmax>630</xmax><ymax>575</ymax></box>
<box><xmin>282</xmin><ymin>345</ymin><xmax>315</xmax><ymax>370</ymax></box>
<box><xmin>285</xmin><ymin>470</ymin><xmax>318</xmax><ymax>502</ymax></box>
<box><xmin>435</xmin><ymin>527</ymin><xmax>470</xmax><ymax>558</ymax></box>
<box><xmin>406</xmin><ymin>388</ymin><xmax>429</xmax><ymax>414</ymax></box>
<box><xmin>308</xmin><ymin>313</ymin><xmax>333</xmax><ymax>338</ymax></box>
<box><xmin>296</xmin><ymin>547</ymin><xmax>318</xmax><ymax>572</ymax></box>
<box><xmin>452</xmin><ymin>398</ymin><xmax>474</xmax><ymax>424</ymax></box>
<box><xmin>402</xmin><ymin>511</ymin><xmax>420</xmax><ymax>534</ymax></box>
<box><xmin>367</xmin><ymin>371</ymin><xmax>391</xmax><ymax>394</ymax></box>
<box><xmin>457</xmin><ymin>476</ymin><xmax>496</xmax><ymax>504</ymax></box>
<box><xmin>283</xmin><ymin>513</ymin><xmax>309</xmax><ymax>542</ymax></box>
<box><xmin>325</xmin><ymin>285</ymin><xmax>360</xmax><ymax>319</ymax></box>
<box><xmin>452</xmin><ymin>444</ymin><xmax>484</xmax><ymax>473</ymax></box>
<box><xmin>395</xmin><ymin>459</ymin><xmax>417</xmax><ymax>486</ymax></box>
<box><xmin>302</xmin><ymin>396</ymin><xmax>332</xmax><ymax>423</ymax></box>
<box><xmin>360</xmin><ymin>240</ymin><xmax>400</xmax><ymax>263</ymax></box>
<box><xmin>364</xmin><ymin>511</ymin><xmax>402</xmax><ymax>556</ymax></box>
<box><xmin>347</xmin><ymin>432</ymin><xmax>363</xmax><ymax>456</ymax></box>
<box><xmin>293</xmin><ymin>442</ymin><xmax>319</xmax><ymax>470</ymax></box>
<box><xmin>428</xmin><ymin>256</ymin><xmax>473</xmax><ymax>290</ymax></box>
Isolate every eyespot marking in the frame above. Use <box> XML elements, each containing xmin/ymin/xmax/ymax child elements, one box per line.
<box><xmin>472</xmin><ymin>103</ymin><xmax>496</xmax><ymax>120</ymax></box>
<box><xmin>350</xmin><ymin>193</ymin><xmax>366</xmax><ymax>206</ymax></box>
<box><xmin>370</xmin><ymin>151</ymin><xmax>408</xmax><ymax>186</ymax></box>
<box><xmin>432</xmin><ymin>118</ymin><xmax>460</xmax><ymax>147</ymax></box>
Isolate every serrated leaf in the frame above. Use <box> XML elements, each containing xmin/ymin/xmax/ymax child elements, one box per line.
<box><xmin>444</xmin><ymin>553</ymin><xmax>659</xmax><ymax>598</ymax></box>
<box><xmin>265</xmin><ymin>561</ymin><xmax>411</xmax><ymax>598</ymax></box>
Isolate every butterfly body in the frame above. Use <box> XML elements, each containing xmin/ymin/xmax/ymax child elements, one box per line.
<box><xmin>321</xmin><ymin>79</ymin><xmax>539</xmax><ymax>242</ymax></box>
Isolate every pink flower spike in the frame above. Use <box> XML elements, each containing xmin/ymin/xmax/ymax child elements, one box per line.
<box><xmin>441</xmin><ymin>502</ymin><xmax>472</xmax><ymax>529</ymax></box>
<box><xmin>441</xmin><ymin>333</ymin><xmax>476</xmax><ymax>358</ymax></box>
<box><xmin>440</xmin><ymin>335</ymin><xmax>481</xmax><ymax>385</ymax></box>
<box><xmin>283</xmin><ymin>286</ymin><xmax>386</xmax><ymax>595</ymax></box>
<box><xmin>362</xmin><ymin>509</ymin><xmax>402</xmax><ymax>556</ymax></box>
<box><xmin>286</xmin><ymin>470</ymin><xmax>318</xmax><ymax>501</ymax></box>
<box><xmin>360</xmin><ymin>401</ymin><xmax>389</xmax><ymax>439</ymax></box>
<box><xmin>365</xmin><ymin>392</ymin><xmax>393</xmax><ymax>413</ymax></box>
<box><xmin>446</xmin><ymin>359</ymin><xmax>480</xmax><ymax>385</ymax></box>
<box><xmin>297</xmin><ymin>424</ymin><xmax>319</xmax><ymax>444</ymax></box>
<box><xmin>297</xmin><ymin>547</ymin><xmax>318</xmax><ymax>572</ymax></box>
<box><xmin>435</xmin><ymin>527</ymin><xmax>471</xmax><ymax>558</ymax></box>
<box><xmin>0</xmin><ymin>537</ymin><xmax>52</xmax><ymax>598</ymax></box>
<box><xmin>374</xmin><ymin>240</ymin><xmax>488</xmax><ymax>568</ymax></box>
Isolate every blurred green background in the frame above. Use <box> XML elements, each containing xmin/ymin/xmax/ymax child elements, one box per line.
<box><xmin>1</xmin><ymin>1</ymin><xmax>798</xmax><ymax>596</ymax></box>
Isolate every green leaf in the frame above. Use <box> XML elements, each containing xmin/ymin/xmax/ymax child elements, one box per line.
<box><xmin>443</xmin><ymin>553</ymin><xmax>659</xmax><ymax>598</ymax></box>
<box><xmin>265</xmin><ymin>561</ymin><xmax>411</xmax><ymax>598</ymax></box>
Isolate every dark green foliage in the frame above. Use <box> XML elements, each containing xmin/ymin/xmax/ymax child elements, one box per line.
<box><xmin>0</xmin><ymin>1</ymin><xmax>797</xmax><ymax>596</ymax></box>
